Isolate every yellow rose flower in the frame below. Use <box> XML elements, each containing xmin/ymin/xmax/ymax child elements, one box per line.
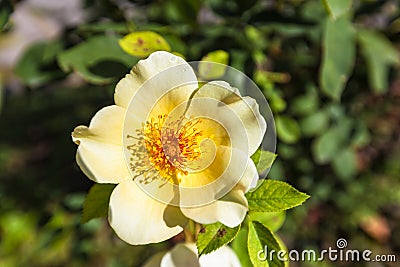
<box><xmin>72</xmin><ymin>51</ymin><xmax>266</xmax><ymax>245</ymax></box>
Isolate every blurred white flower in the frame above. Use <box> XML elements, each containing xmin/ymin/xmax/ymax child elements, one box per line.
<box><xmin>143</xmin><ymin>243</ymin><xmax>241</xmax><ymax>267</ymax></box>
<box><xmin>0</xmin><ymin>0</ymin><xmax>85</xmax><ymax>88</ymax></box>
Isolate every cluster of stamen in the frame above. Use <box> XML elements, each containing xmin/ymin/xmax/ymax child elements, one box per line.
<box><xmin>127</xmin><ymin>114</ymin><xmax>203</xmax><ymax>184</ymax></box>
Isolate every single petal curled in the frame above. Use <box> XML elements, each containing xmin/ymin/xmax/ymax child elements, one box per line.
<box><xmin>72</xmin><ymin>105</ymin><xmax>129</xmax><ymax>183</ymax></box>
<box><xmin>109</xmin><ymin>180</ymin><xmax>185</xmax><ymax>245</ymax></box>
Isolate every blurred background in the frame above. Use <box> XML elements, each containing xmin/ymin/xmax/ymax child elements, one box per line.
<box><xmin>0</xmin><ymin>0</ymin><xmax>399</xmax><ymax>266</ymax></box>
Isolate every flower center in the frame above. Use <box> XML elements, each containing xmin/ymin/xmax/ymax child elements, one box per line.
<box><xmin>127</xmin><ymin>115</ymin><xmax>203</xmax><ymax>184</ymax></box>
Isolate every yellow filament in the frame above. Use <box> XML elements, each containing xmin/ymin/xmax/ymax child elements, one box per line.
<box><xmin>127</xmin><ymin>115</ymin><xmax>203</xmax><ymax>184</ymax></box>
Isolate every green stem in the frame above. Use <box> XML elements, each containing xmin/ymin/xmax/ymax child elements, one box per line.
<box><xmin>184</xmin><ymin>220</ymin><xmax>198</xmax><ymax>243</ymax></box>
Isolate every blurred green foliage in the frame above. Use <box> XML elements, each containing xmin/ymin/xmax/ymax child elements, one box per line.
<box><xmin>0</xmin><ymin>0</ymin><xmax>13</xmax><ymax>31</ymax></box>
<box><xmin>1</xmin><ymin>0</ymin><xmax>400</xmax><ymax>266</ymax></box>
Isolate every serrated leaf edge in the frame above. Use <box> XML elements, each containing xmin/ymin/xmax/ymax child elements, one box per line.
<box><xmin>246</xmin><ymin>180</ymin><xmax>310</xmax><ymax>212</ymax></box>
<box><xmin>197</xmin><ymin>223</ymin><xmax>241</xmax><ymax>257</ymax></box>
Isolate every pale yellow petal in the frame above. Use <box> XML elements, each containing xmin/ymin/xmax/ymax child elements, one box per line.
<box><xmin>114</xmin><ymin>51</ymin><xmax>198</xmax><ymax>109</ymax></box>
<box><xmin>234</xmin><ymin>95</ymin><xmax>267</xmax><ymax>155</ymax></box>
<box><xmin>179</xmin><ymin>145</ymin><xmax>231</xmax><ymax>188</ymax></box>
<box><xmin>75</xmin><ymin>141</ymin><xmax>129</xmax><ymax>183</ymax></box>
<box><xmin>199</xmin><ymin>246</ymin><xmax>241</xmax><ymax>267</ymax></box>
<box><xmin>160</xmin><ymin>243</ymin><xmax>200</xmax><ymax>267</ymax></box>
<box><xmin>72</xmin><ymin>105</ymin><xmax>125</xmax><ymax>146</ymax></box>
<box><xmin>188</xmin><ymin>81</ymin><xmax>266</xmax><ymax>156</ymax></box>
<box><xmin>181</xmin><ymin>188</ymin><xmax>247</xmax><ymax>228</ymax></box>
<box><xmin>122</xmin><ymin>83</ymin><xmax>199</xmax><ymax>137</ymax></box>
<box><xmin>109</xmin><ymin>180</ymin><xmax>186</xmax><ymax>245</ymax></box>
<box><xmin>72</xmin><ymin>105</ymin><xmax>129</xmax><ymax>183</ymax></box>
<box><xmin>239</xmin><ymin>157</ymin><xmax>259</xmax><ymax>192</ymax></box>
<box><xmin>144</xmin><ymin>243</ymin><xmax>241</xmax><ymax>267</ymax></box>
<box><xmin>178</xmin><ymin>145</ymin><xmax>257</xmax><ymax>208</ymax></box>
<box><xmin>180</xmin><ymin>157</ymin><xmax>257</xmax><ymax>227</ymax></box>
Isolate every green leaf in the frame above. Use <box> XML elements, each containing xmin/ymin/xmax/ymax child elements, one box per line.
<box><xmin>311</xmin><ymin>118</ymin><xmax>352</xmax><ymax>164</ymax></box>
<box><xmin>232</xmin><ymin>228</ymin><xmax>253</xmax><ymax>267</ymax></box>
<box><xmin>255</xmin><ymin>70</ymin><xmax>287</xmax><ymax>112</ymax></box>
<box><xmin>320</xmin><ymin>16</ymin><xmax>355</xmax><ymax>100</ymax></box>
<box><xmin>322</xmin><ymin>0</ymin><xmax>352</xmax><ymax>19</ymax></box>
<box><xmin>274</xmin><ymin>234</ymin><xmax>290</xmax><ymax>267</ymax></box>
<box><xmin>246</xmin><ymin>180</ymin><xmax>310</xmax><ymax>212</ymax></box>
<box><xmin>290</xmin><ymin>86</ymin><xmax>319</xmax><ymax>115</ymax></box>
<box><xmin>164</xmin><ymin>0</ymin><xmax>201</xmax><ymax>24</ymax></box>
<box><xmin>196</xmin><ymin>222</ymin><xmax>240</xmax><ymax>256</ymax></box>
<box><xmin>249</xmin><ymin>211</ymin><xmax>286</xmax><ymax>232</ymax></box>
<box><xmin>198</xmin><ymin>50</ymin><xmax>229</xmax><ymax>80</ymax></box>
<box><xmin>312</xmin><ymin>129</ymin><xmax>340</xmax><ymax>164</ymax></box>
<box><xmin>302</xmin><ymin>0</ymin><xmax>328</xmax><ymax>22</ymax></box>
<box><xmin>251</xmin><ymin>149</ymin><xmax>277</xmax><ymax>174</ymax></box>
<box><xmin>358</xmin><ymin>29</ymin><xmax>400</xmax><ymax>93</ymax></box>
<box><xmin>0</xmin><ymin>212</ymin><xmax>37</xmax><ymax>254</ymax></box>
<box><xmin>0</xmin><ymin>0</ymin><xmax>13</xmax><ymax>31</ymax></box>
<box><xmin>351</xmin><ymin>123</ymin><xmax>371</xmax><ymax>147</ymax></box>
<box><xmin>230</xmin><ymin>50</ymin><xmax>248</xmax><ymax>72</ymax></box>
<box><xmin>269</xmin><ymin>90</ymin><xmax>287</xmax><ymax>113</ymax></box>
<box><xmin>300</xmin><ymin>111</ymin><xmax>330</xmax><ymax>137</ymax></box>
<box><xmin>332</xmin><ymin>147</ymin><xmax>357</xmax><ymax>180</ymax></box>
<box><xmin>58</xmin><ymin>35</ymin><xmax>137</xmax><ymax>84</ymax></box>
<box><xmin>82</xmin><ymin>184</ymin><xmax>116</xmax><ymax>223</ymax></box>
<box><xmin>119</xmin><ymin>31</ymin><xmax>171</xmax><ymax>57</ymax></box>
<box><xmin>15</xmin><ymin>41</ymin><xmax>63</xmax><ymax>87</ymax></box>
<box><xmin>245</xmin><ymin>26</ymin><xmax>267</xmax><ymax>50</ymax></box>
<box><xmin>275</xmin><ymin>116</ymin><xmax>301</xmax><ymax>144</ymax></box>
<box><xmin>64</xmin><ymin>193</ymin><xmax>85</xmax><ymax>210</ymax></box>
<box><xmin>248</xmin><ymin>221</ymin><xmax>285</xmax><ymax>267</ymax></box>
